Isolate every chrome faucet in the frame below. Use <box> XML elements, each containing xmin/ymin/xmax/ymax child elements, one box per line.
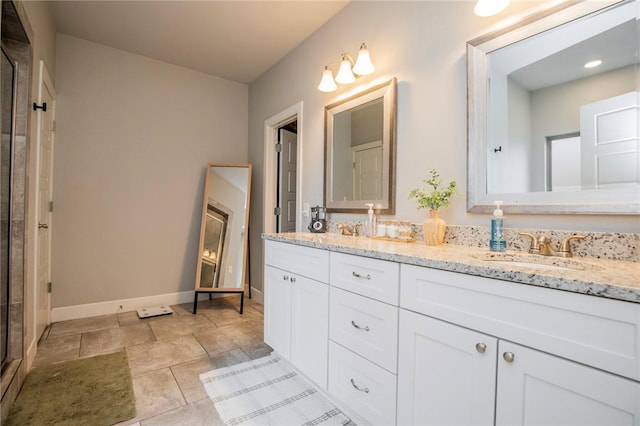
<box><xmin>519</xmin><ymin>232</ymin><xmax>586</xmax><ymax>257</ymax></box>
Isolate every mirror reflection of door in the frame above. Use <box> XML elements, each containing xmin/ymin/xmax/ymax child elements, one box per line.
<box><xmin>352</xmin><ymin>140</ymin><xmax>383</xmax><ymax>200</ymax></box>
<box><xmin>580</xmin><ymin>91</ymin><xmax>639</xmax><ymax>190</ymax></box>
<box><xmin>200</xmin><ymin>206</ymin><xmax>228</xmax><ymax>288</ymax></box>
<box><xmin>277</xmin><ymin>124</ymin><xmax>297</xmax><ymax>233</ymax></box>
<box><xmin>546</xmin><ymin>133</ymin><xmax>581</xmax><ymax>192</ymax></box>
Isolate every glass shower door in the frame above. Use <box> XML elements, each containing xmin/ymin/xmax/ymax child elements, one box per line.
<box><xmin>0</xmin><ymin>45</ymin><xmax>16</xmax><ymax>372</ymax></box>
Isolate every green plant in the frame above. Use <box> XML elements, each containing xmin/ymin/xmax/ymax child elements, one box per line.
<box><xmin>408</xmin><ymin>169</ymin><xmax>457</xmax><ymax>211</ymax></box>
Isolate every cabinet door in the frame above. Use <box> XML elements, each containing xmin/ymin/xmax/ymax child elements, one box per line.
<box><xmin>397</xmin><ymin>309</ymin><xmax>497</xmax><ymax>426</ymax></box>
<box><xmin>263</xmin><ymin>265</ymin><xmax>292</xmax><ymax>360</ymax></box>
<box><xmin>291</xmin><ymin>275</ymin><xmax>329</xmax><ymax>389</ymax></box>
<box><xmin>496</xmin><ymin>341</ymin><xmax>640</xmax><ymax>426</ymax></box>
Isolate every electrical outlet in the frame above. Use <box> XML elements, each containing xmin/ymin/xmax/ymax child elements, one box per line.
<box><xmin>303</xmin><ymin>203</ymin><xmax>310</xmax><ymax>217</ymax></box>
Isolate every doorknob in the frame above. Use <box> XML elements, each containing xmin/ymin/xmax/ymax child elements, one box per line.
<box><xmin>38</xmin><ymin>223</ymin><xmax>48</xmax><ymax>229</ymax></box>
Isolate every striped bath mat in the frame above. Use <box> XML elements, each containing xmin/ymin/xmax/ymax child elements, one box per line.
<box><xmin>200</xmin><ymin>354</ymin><xmax>351</xmax><ymax>425</ymax></box>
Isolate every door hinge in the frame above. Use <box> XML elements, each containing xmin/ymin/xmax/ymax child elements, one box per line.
<box><xmin>48</xmin><ymin>201</ymin><xmax>54</xmax><ymax>212</ymax></box>
<box><xmin>52</xmin><ymin>120</ymin><xmax>56</xmax><ymax>132</ymax></box>
<box><xmin>47</xmin><ymin>282</ymin><xmax>52</xmax><ymax>293</ymax></box>
<box><xmin>274</xmin><ymin>207</ymin><xmax>281</xmax><ymax>216</ymax></box>
<box><xmin>275</xmin><ymin>143</ymin><xmax>282</xmax><ymax>153</ymax></box>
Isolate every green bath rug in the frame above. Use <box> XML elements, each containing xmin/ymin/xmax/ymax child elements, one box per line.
<box><xmin>5</xmin><ymin>351</ymin><xmax>136</xmax><ymax>426</ymax></box>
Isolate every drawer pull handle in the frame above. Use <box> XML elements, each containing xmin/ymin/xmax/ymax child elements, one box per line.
<box><xmin>475</xmin><ymin>343</ymin><xmax>486</xmax><ymax>353</ymax></box>
<box><xmin>350</xmin><ymin>378</ymin><xmax>369</xmax><ymax>393</ymax></box>
<box><xmin>351</xmin><ymin>320</ymin><xmax>370</xmax><ymax>332</ymax></box>
<box><xmin>352</xmin><ymin>271</ymin><xmax>371</xmax><ymax>280</ymax></box>
<box><xmin>503</xmin><ymin>352</ymin><xmax>515</xmax><ymax>363</ymax></box>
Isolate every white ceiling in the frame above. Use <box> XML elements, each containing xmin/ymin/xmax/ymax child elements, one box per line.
<box><xmin>50</xmin><ymin>1</ymin><xmax>349</xmax><ymax>84</ymax></box>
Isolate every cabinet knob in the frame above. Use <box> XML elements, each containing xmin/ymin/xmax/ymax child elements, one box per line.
<box><xmin>350</xmin><ymin>378</ymin><xmax>369</xmax><ymax>393</ymax></box>
<box><xmin>475</xmin><ymin>343</ymin><xmax>486</xmax><ymax>353</ymax></box>
<box><xmin>283</xmin><ymin>275</ymin><xmax>289</xmax><ymax>281</ymax></box>
<box><xmin>503</xmin><ymin>352</ymin><xmax>515</xmax><ymax>363</ymax></box>
<box><xmin>290</xmin><ymin>277</ymin><xmax>296</xmax><ymax>283</ymax></box>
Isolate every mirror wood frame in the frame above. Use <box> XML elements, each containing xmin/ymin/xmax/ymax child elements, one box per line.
<box><xmin>194</xmin><ymin>162</ymin><xmax>252</xmax><ymax>294</ymax></box>
<box><xmin>324</xmin><ymin>78</ymin><xmax>397</xmax><ymax>214</ymax></box>
<box><xmin>467</xmin><ymin>0</ymin><xmax>639</xmax><ymax>215</ymax></box>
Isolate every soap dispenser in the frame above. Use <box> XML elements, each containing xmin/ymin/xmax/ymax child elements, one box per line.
<box><xmin>365</xmin><ymin>203</ymin><xmax>376</xmax><ymax>237</ymax></box>
<box><xmin>490</xmin><ymin>201</ymin><xmax>506</xmax><ymax>252</ymax></box>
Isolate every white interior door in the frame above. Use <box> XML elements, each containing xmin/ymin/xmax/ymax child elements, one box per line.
<box><xmin>277</xmin><ymin>128</ymin><xmax>297</xmax><ymax>233</ymax></box>
<box><xmin>352</xmin><ymin>140</ymin><xmax>383</xmax><ymax>200</ymax></box>
<box><xmin>580</xmin><ymin>91</ymin><xmax>639</xmax><ymax>190</ymax></box>
<box><xmin>35</xmin><ymin>61</ymin><xmax>55</xmax><ymax>340</ymax></box>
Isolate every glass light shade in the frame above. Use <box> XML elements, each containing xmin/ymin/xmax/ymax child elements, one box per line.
<box><xmin>318</xmin><ymin>68</ymin><xmax>337</xmax><ymax>92</ymax></box>
<box><xmin>353</xmin><ymin>44</ymin><xmax>375</xmax><ymax>76</ymax></box>
<box><xmin>474</xmin><ymin>0</ymin><xmax>510</xmax><ymax>17</ymax></box>
<box><xmin>335</xmin><ymin>57</ymin><xmax>356</xmax><ymax>84</ymax></box>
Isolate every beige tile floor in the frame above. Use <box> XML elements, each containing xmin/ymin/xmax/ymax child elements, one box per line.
<box><xmin>33</xmin><ymin>296</ymin><xmax>270</xmax><ymax>425</ymax></box>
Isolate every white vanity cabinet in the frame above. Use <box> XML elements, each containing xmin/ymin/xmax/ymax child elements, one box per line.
<box><xmin>263</xmin><ymin>240</ymin><xmax>329</xmax><ymax>389</ymax></box>
<box><xmin>398</xmin><ymin>264</ymin><xmax>640</xmax><ymax>425</ymax></box>
<box><xmin>327</xmin><ymin>252</ymin><xmax>400</xmax><ymax>425</ymax></box>
<box><xmin>263</xmin><ymin>237</ymin><xmax>640</xmax><ymax>425</ymax></box>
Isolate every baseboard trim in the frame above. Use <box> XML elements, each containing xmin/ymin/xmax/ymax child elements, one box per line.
<box><xmin>50</xmin><ymin>288</ymin><xmax>263</xmax><ymax>323</ymax></box>
<box><xmin>25</xmin><ymin>337</ymin><xmax>37</xmax><ymax>371</ymax></box>
<box><xmin>51</xmin><ymin>290</ymin><xmax>199</xmax><ymax>322</ymax></box>
<box><xmin>249</xmin><ymin>287</ymin><xmax>263</xmax><ymax>305</ymax></box>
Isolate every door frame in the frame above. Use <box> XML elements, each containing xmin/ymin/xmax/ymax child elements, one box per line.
<box><xmin>33</xmin><ymin>60</ymin><xmax>55</xmax><ymax>342</ymax></box>
<box><xmin>263</xmin><ymin>102</ymin><xmax>303</xmax><ymax>234</ymax></box>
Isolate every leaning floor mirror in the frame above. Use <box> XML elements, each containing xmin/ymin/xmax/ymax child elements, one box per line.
<box><xmin>193</xmin><ymin>163</ymin><xmax>252</xmax><ymax>314</ymax></box>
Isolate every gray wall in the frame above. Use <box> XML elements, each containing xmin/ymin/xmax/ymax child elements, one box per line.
<box><xmin>248</xmin><ymin>1</ymin><xmax>640</xmax><ymax>293</ymax></box>
<box><xmin>53</xmin><ymin>34</ymin><xmax>248</xmax><ymax>307</ymax></box>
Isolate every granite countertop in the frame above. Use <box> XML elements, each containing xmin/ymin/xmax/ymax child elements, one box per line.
<box><xmin>263</xmin><ymin>232</ymin><xmax>640</xmax><ymax>304</ymax></box>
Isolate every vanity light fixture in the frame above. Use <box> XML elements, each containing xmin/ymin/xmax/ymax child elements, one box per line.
<box><xmin>474</xmin><ymin>0</ymin><xmax>510</xmax><ymax>17</ymax></box>
<box><xmin>317</xmin><ymin>43</ymin><xmax>375</xmax><ymax>92</ymax></box>
<box><xmin>584</xmin><ymin>59</ymin><xmax>602</xmax><ymax>68</ymax></box>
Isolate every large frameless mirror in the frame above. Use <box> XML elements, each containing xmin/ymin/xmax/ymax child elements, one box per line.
<box><xmin>324</xmin><ymin>78</ymin><xmax>397</xmax><ymax>214</ymax></box>
<box><xmin>193</xmin><ymin>163</ymin><xmax>251</xmax><ymax>313</ymax></box>
<box><xmin>467</xmin><ymin>0</ymin><xmax>639</xmax><ymax>214</ymax></box>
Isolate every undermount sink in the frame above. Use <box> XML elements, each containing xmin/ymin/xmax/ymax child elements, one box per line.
<box><xmin>475</xmin><ymin>252</ymin><xmax>600</xmax><ymax>272</ymax></box>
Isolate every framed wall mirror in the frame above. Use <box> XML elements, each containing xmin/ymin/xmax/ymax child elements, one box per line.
<box><xmin>324</xmin><ymin>78</ymin><xmax>397</xmax><ymax>214</ymax></box>
<box><xmin>467</xmin><ymin>0</ymin><xmax>639</xmax><ymax>214</ymax></box>
<box><xmin>194</xmin><ymin>163</ymin><xmax>251</xmax><ymax>313</ymax></box>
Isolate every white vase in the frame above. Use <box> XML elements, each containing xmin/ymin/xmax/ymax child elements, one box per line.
<box><xmin>422</xmin><ymin>210</ymin><xmax>446</xmax><ymax>245</ymax></box>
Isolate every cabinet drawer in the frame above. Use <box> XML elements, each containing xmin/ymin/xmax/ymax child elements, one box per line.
<box><xmin>328</xmin><ymin>341</ymin><xmax>397</xmax><ymax>426</ymax></box>
<box><xmin>330</xmin><ymin>287</ymin><xmax>398</xmax><ymax>373</ymax></box>
<box><xmin>330</xmin><ymin>252</ymin><xmax>399</xmax><ymax>305</ymax></box>
<box><xmin>401</xmin><ymin>264</ymin><xmax>640</xmax><ymax>381</ymax></box>
<box><xmin>264</xmin><ymin>240</ymin><xmax>329</xmax><ymax>283</ymax></box>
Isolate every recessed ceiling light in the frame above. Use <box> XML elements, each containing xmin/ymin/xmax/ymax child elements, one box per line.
<box><xmin>584</xmin><ymin>60</ymin><xmax>602</xmax><ymax>69</ymax></box>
